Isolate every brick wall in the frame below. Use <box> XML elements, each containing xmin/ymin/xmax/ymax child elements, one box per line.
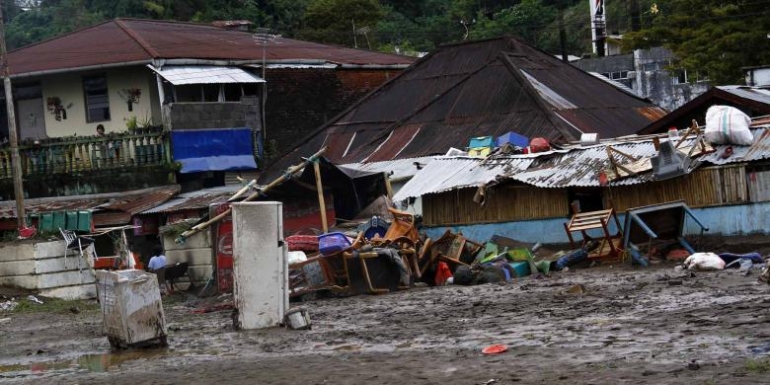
<box><xmin>264</xmin><ymin>68</ymin><xmax>401</xmax><ymax>155</ymax></box>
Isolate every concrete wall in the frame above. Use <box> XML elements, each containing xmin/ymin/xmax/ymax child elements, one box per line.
<box><xmin>38</xmin><ymin>66</ymin><xmax>158</xmax><ymax>137</ymax></box>
<box><xmin>423</xmin><ymin>201</ymin><xmax>770</xmax><ymax>245</ymax></box>
<box><xmin>636</xmin><ymin>71</ymin><xmax>711</xmax><ymax>113</ymax></box>
<box><xmin>745</xmin><ymin>67</ymin><xmax>770</xmax><ymax>87</ymax></box>
<box><xmin>162</xmin><ymin>231</ymin><xmax>212</xmax><ymax>290</ymax></box>
<box><xmin>572</xmin><ymin>53</ymin><xmax>634</xmax><ymax>73</ymax></box>
<box><xmin>0</xmin><ymin>240</ymin><xmax>97</xmax><ymax>299</ymax></box>
<box><xmin>572</xmin><ymin>47</ymin><xmax>710</xmax><ymax>112</ymax></box>
<box><xmin>163</xmin><ymin>96</ymin><xmax>260</xmax><ymax>131</ymax></box>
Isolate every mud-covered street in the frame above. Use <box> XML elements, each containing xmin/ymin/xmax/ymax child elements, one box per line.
<box><xmin>2</xmin><ymin>264</ymin><xmax>770</xmax><ymax>384</ymax></box>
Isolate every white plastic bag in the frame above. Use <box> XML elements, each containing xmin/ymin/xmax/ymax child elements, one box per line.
<box><xmin>705</xmin><ymin>105</ymin><xmax>753</xmax><ymax>145</ymax></box>
<box><xmin>683</xmin><ymin>252</ymin><xmax>725</xmax><ymax>271</ymax></box>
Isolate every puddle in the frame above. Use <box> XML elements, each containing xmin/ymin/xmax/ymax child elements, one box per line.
<box><xmin>0</xmin><ymin>349</ymin><xmax>168</xmax><ymax>379</ymax></box>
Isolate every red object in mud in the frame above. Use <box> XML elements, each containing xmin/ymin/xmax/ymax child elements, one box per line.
<box><xmin>529</xmin><ymin>137</ymin><xmax>550</xmax><ymax>153</ymax></box>
<box><xmin>666</xmin><ymin>249</ymin><xmax>690</xmax><ymax>261</ymax></box>
<box><xmin>434</xmin><ymin>261</ymin><xmax>452</xmax><ymax>286</ymax></box>
<box><xmin>18</xmin><ymin>226</ymin><xmax>37</xmax><ymax>239</ymax></box>
<box><xmin>482</xmin><ymin>344</ymin><xmax>508</xmax><ymax>355</ymax></box>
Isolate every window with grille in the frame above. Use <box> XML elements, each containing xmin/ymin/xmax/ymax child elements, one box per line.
<box><xmin>83</xmin><ymin>74</ymin><xmax>110</xmax><ymax>122</ymax></box>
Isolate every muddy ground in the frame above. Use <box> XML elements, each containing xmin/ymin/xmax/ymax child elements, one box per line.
<box><xmin>2</xmin><ymin>262</ymin><xmax>770</xmax><ymax>384</ymax></box>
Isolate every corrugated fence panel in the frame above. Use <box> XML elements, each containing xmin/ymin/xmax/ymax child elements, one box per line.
<box><xmin>609</xmin><ymin>165</ymin><xmax>749</xmax><ymax>211</ymax></box>
<box><xmin>424</xmin><ymin>186</ymin><xmax>568</xmax><ymax>226</ymax></box>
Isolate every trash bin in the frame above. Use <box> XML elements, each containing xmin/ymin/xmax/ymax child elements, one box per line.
<box><xmin>95</xmin><ymin>269</ymin><xmax>168</xmax><ymax>349</ymax></box>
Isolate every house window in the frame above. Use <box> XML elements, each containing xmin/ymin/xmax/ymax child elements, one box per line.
<box><xmin>223</xmin><ymin>84</ymin><xmax>243</xmax><ymax>101</ymax></box>
<box><xmin>83</xmin><ymin>74</ymin><xmax>110</xmax><ymax>122</ymax></box>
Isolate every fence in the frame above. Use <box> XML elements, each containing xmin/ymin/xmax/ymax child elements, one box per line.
<box><xmin>0</xmin><ymin>132</ymin><xmax>169</xmax><ymax>179</ymax></box>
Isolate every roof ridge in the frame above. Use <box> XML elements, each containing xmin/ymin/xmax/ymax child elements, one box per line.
<box><xmin>8</xmin><ymin>19</ymin><xmax>113</xmax><ymax>55</ymax></box>
<box><xmin>114</xmin><ymin>19</ymin><xmax>160</xmax><ymax>58</ymax></box>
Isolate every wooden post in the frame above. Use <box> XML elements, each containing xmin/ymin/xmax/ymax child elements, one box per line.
<box><xmin>313</xmin><ymin>161</ymin><xmax>328</xmax><ymax>233</ymax></box>
<box><xmin>0</xmin><ymin>6</ymin><xmax>25</xmax><ymax>228</ymax></box>
<box><xmin>384</xmin><ymin>173</ymin><xmax>394</xmax><ymax>200</ymax></box>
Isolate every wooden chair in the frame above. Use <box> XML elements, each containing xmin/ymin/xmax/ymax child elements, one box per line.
<box><xmin>371</xmin><ymin>207</ymin><xmax>421</xmax><ymax>279</ymax></box>
<box><xmin>419</xmin><ymin>230</ymin><xmax>483</xmax><ymax>277</ymax></box>
<box><xmin>563</xmin><ymin>208</ymin><xmax>624</xmax><ymax>263</ymax></box>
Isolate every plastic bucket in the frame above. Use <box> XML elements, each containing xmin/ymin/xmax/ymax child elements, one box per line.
<box><xmin>285</xmin><ymin>308</ymin><xmax>311</xmax><ymax>330</ymax></box>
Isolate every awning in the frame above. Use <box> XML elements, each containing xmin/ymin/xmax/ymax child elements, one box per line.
<box><xmin>171</xmin><ymin>128</ymin><xmax>257</xmax><ymax>173</ymax></box>
<box><xmin>148</xmin><ymin>65</ymin><xmax>265</xmax><ymax>85</ymax></box>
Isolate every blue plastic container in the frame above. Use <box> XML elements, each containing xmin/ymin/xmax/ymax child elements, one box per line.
<box><xmin>496</xmin><ymin>132</ymin><xmax>529</xmax><ymax>148</ymax></box>
<box><xmin>508</xmin><ymin>261</ymin><xmax>531</xmax><ymax>277</ymax></box>
<box><xmin>555</xmin><ymin>249</ymin><xmax>588</xmax><ymax>270</ymax></box>
<box><xmin>318</xmin><ymin>232</ymin><xmax>352</xmax><ymax>256</ymax></box>
<box><xmin>468</xmin><ymin>136</ymin><xmax>495</xmax><ymax>149</ymax></box>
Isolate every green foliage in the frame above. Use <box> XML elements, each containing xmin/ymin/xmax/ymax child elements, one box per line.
<box><xmin>745</xmin><ymin>358</ymin><xmax>770</xmax><ymax>373</ymax></box>
<box><xmin>623</xmin><ymin>0</ymin><xmax>770</xmax><ymax>85</ymax></box>
<box><xmin>299</xmin><ymin>0</ymin><xmax>385</xmax><ymax>46</ymax></box>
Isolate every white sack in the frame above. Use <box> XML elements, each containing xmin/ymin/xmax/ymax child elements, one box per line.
<box><xmin>683</xmin><ymin>252</ymin><xmax>725</xmax><ymax>271</ymax></box>
<box><xmin>705</xmin><ymin>105</ymin><xmax>753</xmax><ymax>145</ymax></box>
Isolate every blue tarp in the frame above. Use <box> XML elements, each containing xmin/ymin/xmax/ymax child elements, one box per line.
<box><xmin>171</xmin><ymin>128</ymin><xmax>258</xmax><ymax>173</ymax></box>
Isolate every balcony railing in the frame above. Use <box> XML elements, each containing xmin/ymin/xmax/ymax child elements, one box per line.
<box><xmin>0</xmin><ymin>132</ymin><xmax>170</xmax><ymax>179</ymax></box>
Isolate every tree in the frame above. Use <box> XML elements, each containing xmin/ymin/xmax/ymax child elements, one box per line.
<box><xmin>622</xmin><ymin>0</ymin><xmax>770</xmax><ymax>85</ymax></box>
<box><xmin>300</xmin><ymin>0</ymin><xmax>384</xmax><ymax>47</ymax></box>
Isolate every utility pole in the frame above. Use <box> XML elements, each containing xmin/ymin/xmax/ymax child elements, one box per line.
<box><xmin>558</xmin><ymin>7</ymin><xmax>568</xmax><ymax>62</ymax></box>
<box><xmin>0</xmin><ymin>2</ymin><xmax>25</xmax><ymax>228</ymax></box>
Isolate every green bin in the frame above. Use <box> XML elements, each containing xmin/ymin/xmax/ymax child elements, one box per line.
<box><xmin>40</xmin><ymin>213</ymin><xmax>54</xmax><ymax>232</ymax></box>
<box><xmin>77</xmin><ymin>211</ymin><xmax>92</xmax><ymax>232</ymax></box>
<box><xmin>65</xmin><ymin>211</ymin><xmax>79</xmax><ymax>230</ymax></box>
<box><xmin>52</xmin><ymin>211</ymin><xmax>66</xmax><ymax>230</ymax></box>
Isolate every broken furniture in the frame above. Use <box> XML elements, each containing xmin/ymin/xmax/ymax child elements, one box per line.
<box><xmin>60</xmin><ymin>228</ymin><xmax>94</xmax><ymax>271</ymax></box>
<box><xmin>370</xmin><ymin>207</ymin><xmax>422</xmax><ymax>279</ymax></box>
<box><xmin>623</xmin><ymin>200</ymin><xmax>709</xmax><ymax>265</ymax></box>
<box><xmin>288</xmin><ymin>253</ymin><xmax>345</xmax><ymax>299</ymax></box>
<box><xmin>419</xmin><ymin>230</ymin><xmax>483</xmax><ymax>284</ymax></box>
<box><xmin>563</xmin><ymin>208</ymin><xmax>625</xmax><ymax>263</ymax></box>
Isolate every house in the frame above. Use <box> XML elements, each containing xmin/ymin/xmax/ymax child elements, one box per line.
<box><xmin>573</xmin><ymin>46</ymin><xmax>711</xmax><ymax>112</ymax></box>
<box><xmin>261</xmin><ymin>36</ymin><xmax>667</xmax><ymax>182</ymax></box>
<box><xmin>1</xmin><ymin>18</ymin><xmax>412</xmax><ymax>198</ymax></box>
<box><xmin>638</xmin><ymin>86</ymin><xmax>770</xmax><ymax>135</ymax></box>
<box><xmin>390</xmin><ymin>120</ymin><xmax>770</xmax><ymax>245</ymax></box>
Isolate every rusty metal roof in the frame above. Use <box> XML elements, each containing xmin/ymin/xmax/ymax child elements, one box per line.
<box><xmin>141</xmin><ymin>185</ymin><xmax>239</xmax><ymax>214</ymax></box>
<box><xmin>262</xmin><ymin>37</ymin><xmax>666</xmax><ymax>182</ymax></box>
<box><xmin>8</xmin><ymin>19</ymin><xmax>413</xmax><ymax>77</ymax></box>
<box><xmin>0</xmin><ymin>185</ymin><xmax>179</xmax><ymax>225</ymax></box>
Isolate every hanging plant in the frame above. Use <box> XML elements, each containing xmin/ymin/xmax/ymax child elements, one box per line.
<box><xmin>119</xmin><ymin>87</ymin><xmax>142</xmax><ymax>111</ymax></box>
<box><xmin>46</xmin><ymin>97</ymin><xmax>66</xmax><ymax>121</ymax></box>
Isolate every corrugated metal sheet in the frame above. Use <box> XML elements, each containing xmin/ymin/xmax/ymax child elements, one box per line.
<box><xmin>698</xmin><ymin>128</ymin><xmax>770</xmax><ymax>165</ymax></box>
<box><xmin>393</xmin><ymin>156</ymin><xmax>534</xmax><ymax>201</ymax></box>
<box><xmin>9</xmin><ymin>19</ymin><xmax>413</xmax><ymax>76</ymax></box>
<box><xmin>392</xmin><ymin>128</ymin><xmax>770</xmax><ymax>197</ymax></box>
<box><xmin>262</xmin><ymin>37</ymin><xmax>665</xmax><ymax>182</ymax></box>
<box><xmin>0</xmin><ymin>185</ymin><xmax>179</xmax><ymax>223</ymax></box>
<box><xmin>148</xmin><ymin>65</ymin><xmax>264</xmax><ymax>85</ymax></box>
<box><xmin>718</xmin><ymin>86</ymin><xmax>770</xmax><ymax>106</ymax></box>
<box><xmin>141</xmin><ymin>185</ymin><xmax>240</xmax><ymax>214</ymax></box>
<box><xmin>341</xmin><ymin>156</ymin><xmax>436</xmax><ymax>182</ymax></box>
